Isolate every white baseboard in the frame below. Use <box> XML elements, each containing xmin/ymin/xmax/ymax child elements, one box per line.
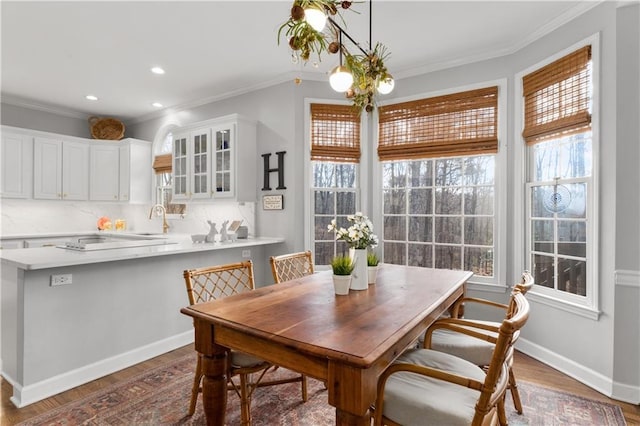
<box><xmin>517</xmin><ymin>337</ymin><xmax>640</xmax><ymax>405</ymax></box>
<box><xmin>4</xmin><ymin>331</ymin><xmax>194</xmax><ymax>408</ymax></box>
<box><xmin>612</xmin><ymin>380</ymin><xmax>640</xmax><ymax>404</ymax></box>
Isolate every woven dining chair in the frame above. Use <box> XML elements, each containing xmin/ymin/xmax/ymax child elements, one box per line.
<box><xmin>375</xmin><ymin>291</ymin><xmax>530</xmax><ymax>426</ymax></box>
<box><xmin>422</xmin><ymin>271</ymin><xmax>534</xmax><ymax>414</ymax></box>
<box><xmin>269</xmin><ymin>250</ymin><xmax>314</xmax><ymax>283</ymax></box>
<box><xmin>183</xmin><ymin>260</ymin><xmax>307</xmax><ymax>424</ymax></box>
<box><xmin>268</xmin><ymin>251</ymin><xmax>313</xmax><ymax>390</ymax></box>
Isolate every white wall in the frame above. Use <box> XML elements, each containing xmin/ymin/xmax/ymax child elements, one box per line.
<box><xmin>613</xmin><ymin>2</ymin><xmax>640</xmax><ymax>402</ymax></box>
<box><xmin>1</xmin><ymin>103</ymin><xmax>94</xmax><ymax>139</ymax></box>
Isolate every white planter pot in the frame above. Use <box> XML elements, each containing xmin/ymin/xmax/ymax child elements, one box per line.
<box><xmin>349</xmin><ymin>248</ymin><xmax>369</xmax><ymax>291</ymax></box>
<box><xmin>332</xmin><ymin>274</ymin><xmax>351</xmax><ymax>295</ymax></box>
<box><xmin>368</xmin><ymin>266</ymin><xmax>378</xmax><ymax>284</ymax></box>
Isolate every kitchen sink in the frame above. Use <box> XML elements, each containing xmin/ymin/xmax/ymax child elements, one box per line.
<box><xmin>60</xmin><ymin>233</ymin><xmax>175</xmax><ymax>251</ymax></box>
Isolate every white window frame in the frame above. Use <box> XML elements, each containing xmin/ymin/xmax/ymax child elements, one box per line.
<box><xmin>304</xmin><ymin>98</ymin><xmax>368</xmax><ymax>269</ymax></box>
<box><xmin>152</xmin><ymin>122</ymin><xmax>187</xmax><ymax>219</ymax></box>
<box><xmin>515</xmin><ymin>34</ymin><xmax>600</xmax><ymax>320</ymax></box>
<box><xmin>372</xmin><ymin>80</ymin><xmax>508</xmax><ymax>290</ymax></box>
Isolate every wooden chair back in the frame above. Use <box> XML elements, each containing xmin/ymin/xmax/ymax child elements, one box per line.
<box><xmin>183</xmin><ymin>260</ymin><xmax>255</xmax><ymax>305</ymax></box>
<box><xmin>473</xmin><ymin>291</ymin><xmax>530</xmax><ymax>424</ymax></box>
<box><xmin>515</xmin><ymin>270</ymin><xmax>534</xmax><ymax>294</ymax></box>
<box><xmin>270</xmin><ymin>251</ymin><xmax>314</xmax><ymax>283</ymax></box>
<box><xmin>505</xmin><ymin>271</ymin><xmax>534</xmax><ymax>319</ymax></box>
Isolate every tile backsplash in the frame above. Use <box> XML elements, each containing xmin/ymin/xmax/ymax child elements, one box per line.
<box><xmin>0</xmin><ymin>199</ymin><xmax>255</xmax><ymax>237</ymax></box>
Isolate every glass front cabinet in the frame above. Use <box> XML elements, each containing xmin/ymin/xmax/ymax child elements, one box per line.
<box><xmin>172</xmin><ymin>114</ymin><xmax>256</xmax><ymax>202</ymax></box>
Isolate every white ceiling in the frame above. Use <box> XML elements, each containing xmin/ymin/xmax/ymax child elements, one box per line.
<box><xmin>1</xmin><ymin>1</ymin><xmax>600</xmax><ymax>123</ymax></box>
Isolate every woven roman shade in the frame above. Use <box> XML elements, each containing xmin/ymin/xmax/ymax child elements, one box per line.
<box><xmin>310</xmin><ymin>103</ymin><xmax>360</xmax><ymax>163</ymax></box>
<box><xmin>152</xmin><ymin>153</ymin><xmax>172</xmax><ymax>174</ymax></box>
<box><xmin>522</xmin><ymin>45</ymin><xmax>591</xmax><ymax>145</ymax></box>
<box><xmin>378</xmin><ymin>87</ymin><xmax>498</xmax><ymax>161</ymax></box>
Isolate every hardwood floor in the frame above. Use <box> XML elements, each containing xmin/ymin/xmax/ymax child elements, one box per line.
<box><xmin>2</xmin><ymin>347</ymin><xmax>639</xmax><ymax>425</ymax></box>
<box><xmin>512</xmin><ymin>351</ymin><xmax>640</xmax><ymax>425</ymax></box>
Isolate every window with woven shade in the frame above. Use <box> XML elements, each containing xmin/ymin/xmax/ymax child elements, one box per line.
<box><xmin>522</xmin><ymin>45</ymin><xmax>591</xmax><ymax>145</ymax></box>
<box><xmin>523</xmin><ymin>41</ymin><xmax>597</xmax><ymax>314</ymax></box>
<box><xmin>310</xmin><ymin>103</ymin><xmax>360</xmax><ymax>163</ymax></box>
<box><xmin>152</xmin><ymin>153</ymin><xmax>172</xmax><ymax>174</ymax></box>
<box><xmin>309</xmin><ymin>102</ymin><xmax>361</xmax><ymax>267</ymax></box>
<box><xmin>378</xmin><ymin>86</ymin><xmax>498</xmax><ymax>161</ymax></box>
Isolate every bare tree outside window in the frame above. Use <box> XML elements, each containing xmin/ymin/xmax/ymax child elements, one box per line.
<box><xmin>312</xmin><ymin>162</ymin><xmax>358</xmax><ymax>266</ymax></box>
<box><xmin>382</xmin><ymin>155</ymin><xmax>495</xmax><ymax>277</ymax></box>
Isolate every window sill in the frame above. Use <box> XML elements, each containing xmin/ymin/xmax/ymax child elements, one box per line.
<box><xmin>526</xmin><ymin>291</ymin><xmax>601</xmax><ymax>320</ymax></box>
<box><xmin>465</xmin><ymin>281</ymin><xmax>510</xmax><ymax>294</ymax></box>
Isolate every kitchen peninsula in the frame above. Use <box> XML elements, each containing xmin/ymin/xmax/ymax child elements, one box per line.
<box><xmin>0</xmin><ymin>234</ymin><xmax>283</xmax><ymax>407</ymax></box>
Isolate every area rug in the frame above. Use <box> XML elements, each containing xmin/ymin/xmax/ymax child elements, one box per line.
<box><xmin>17</xmin><ymin>353</ymin><xmax>627</xmax><ymax>425</ymax></box>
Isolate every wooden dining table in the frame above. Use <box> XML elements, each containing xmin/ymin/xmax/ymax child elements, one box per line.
<box><xmin>180</xmin><ymin>263</ymin><xmax>473</xmax><ymax>425</ymax></box>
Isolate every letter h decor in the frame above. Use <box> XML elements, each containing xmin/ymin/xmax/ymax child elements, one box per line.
<box><xmin>262</xmin><ymin>151</ymin><xmax>286</xmax><ymax>191</ymax></box>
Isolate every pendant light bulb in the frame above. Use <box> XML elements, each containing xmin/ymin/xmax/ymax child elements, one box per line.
<box><xmin>304</xmin><ymin>7</ymin><xmax>327</xmax><ymax>32</ymax></box>
<box><xmin>329</xmin><ymin>66</ymin><xmax>353</xmax><ymax>93</ymax></box>
<box><xmin>377</xmin><ymin>75</ymin><xmax>395</xmax><ymax>95</ymax></box>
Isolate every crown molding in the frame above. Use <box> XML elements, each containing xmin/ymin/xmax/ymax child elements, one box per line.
<box><xmin>395</xmin><ymin>0</ymin><xmax>604</xmax><ymax>80</ymax></box>
<box><xmin>0</xmin><ymin>93</ymin><xmax>89</xmax><ymax>121</ymax></box>
<box><xmin>129</xmin><ymin>70</ymin><xmax>329</xmax><ymax>125</ymax></box>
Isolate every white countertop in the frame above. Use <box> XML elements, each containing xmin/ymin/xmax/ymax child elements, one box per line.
<box><xmin>0</xmin><ymin>234</ymin><xmax>284</xmax><ymax>270</ymax></box>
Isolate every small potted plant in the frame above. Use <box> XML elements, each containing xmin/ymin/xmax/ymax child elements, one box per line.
<box><xmin>367</xmin><ymin>251</ymin><xmax>379</xmax><ymax>285</ymax></box>
<box><xmin>331</xmin><ymin>255</ymin><xmax>354</xmax><ymax>295</ymax></box>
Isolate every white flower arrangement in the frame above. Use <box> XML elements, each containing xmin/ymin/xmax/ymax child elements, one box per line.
<box><xmin>327</xmin><ymin>212</ymin><xmax>379</xmax><ymax>250</ymax></box>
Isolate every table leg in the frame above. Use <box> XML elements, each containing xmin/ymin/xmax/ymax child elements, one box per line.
<box><xmin>336</xmin><ymin>407</ymin><xmax>372</xmax><ymax>425</ymax></box>
<box><xmin>200</xmin><ymin>350</ymin><xmax>228</xmax><ymax>426</ymax></box>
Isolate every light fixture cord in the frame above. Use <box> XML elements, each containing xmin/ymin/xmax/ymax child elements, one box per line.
<box><xmin>339</xmin><ymin>31</ymin><xmax>343</xmax><ymax>67</ymax></box>
<box><xmin>369</xmin><ymin>0</ymin><xmax>372</xmax><ymax>50</ymax></box>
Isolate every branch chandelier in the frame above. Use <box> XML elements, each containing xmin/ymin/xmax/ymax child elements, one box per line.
<box><xmin>278</xmin><ymin>0</ymin><xmax>394</xmax><ymax>112</ymax></box>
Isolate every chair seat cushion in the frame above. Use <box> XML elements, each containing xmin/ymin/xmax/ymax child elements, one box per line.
<box><xmin>230</xmin><ymin>350</ymin><xmax>267</xmax><ymax>368</ymax></box>
<box><xmin>383</xmin><ymin>348</ymin><xmax>486</xmax><ymax>426</ymax></box>
<box><xmin>427</xmin><ymin>319</ymin><xmax>520</xmax><ymax>367</ymax></box>
<box><xmin>430</xmin><ymin>327</ymin><xmax>496</xmax><ymax>366</ymax></box>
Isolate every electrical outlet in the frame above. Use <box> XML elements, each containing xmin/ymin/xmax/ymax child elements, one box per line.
<box><xmin>50</xmin><ymin>274</ymin><xmax>72</xmax><ymax>286</ymax></box>
<box><xmin>242</xmin><ymin>249</ymin><xmax>251</xmax><ymax>258</ymax></box>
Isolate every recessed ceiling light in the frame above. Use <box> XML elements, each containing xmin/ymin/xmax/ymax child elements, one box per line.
<box><xmin>150</xmin><ymin>67</ymin><xmax>165</xmax><ymax>75</ymax></box>
<box><xmin>152</xmin><ymin>102</ymin><xmax>163</xmax><ymax>108</ymax></box>
<box><xmin>85</xmin><ymin>95</ymin><xmax>98</xmax><ymax>101</ymax></box>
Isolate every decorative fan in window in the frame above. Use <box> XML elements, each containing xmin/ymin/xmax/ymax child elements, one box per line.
<box><xmin>543</xmin><ymin>180</ymin><xmax>572</xmax><ymax>213</ymax></box>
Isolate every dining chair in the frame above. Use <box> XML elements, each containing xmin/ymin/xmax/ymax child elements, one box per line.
<box><xmin>183</xmin><ymin>260</ymin><xmax>307</xmax><ymax>424</ymax></box>
<box><xmin>269</xmin><ymin>250</ymin><xmax>314</xmax><ymax>283</ymax></box>
<box><xmin>375</xmin><ymin>291</ymin><xmax>530</xmax><ymax>426</ymax></box>
<box><xmin>421</xmin><ymin>271</ymin><xmax>534</xmax><ymax>415</ymax></box>
<box><xmin>269</xmin><ymin>251</ymin><xmax>313</xmax><ymax>390</ymax></box>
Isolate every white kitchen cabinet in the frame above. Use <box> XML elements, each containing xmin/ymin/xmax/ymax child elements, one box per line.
<box><xmin>171</xmin><ymin>114</ymin><xmax>256</xmax><ymax>202</ymax></box>
<box><xmin>2</xmin><ymin>126</ymin><xmax>150</xmax><ymax>203</ymax></box>
<box><xmin>33</xmin><ymin>137</ymin><xmax>89</xmax><ymax>200</ymax></box>
<box><xmin>1</xmin><ymin>132</ymin><xmax>32</xmax><ymax>198</ymax></box>
<box><xmin>172</xmin><ymin>128</ymin><xmax>211</xmax><ymax>201</ymax></box>
<box><xmin>171</xmin><ymin>131</ymin><xmax>188</xmax><ymax>200</ymax></box>
<box><xmin>212</xmin><ymin>117</ymin><xmax>256</xmax><ymax>201</ymax></box>
<box><xmin>89</xmin><ymin>138</ymin><xmax>152</xmax><ymax>203</ymax></box>
<box><xmin>119</xmin><ymin>139</ymin><xmax>152</xmax><ymax>204</ymax></box>
<box><xmin>89</xmin><ymin>144</ymin><xmax>120</xmax><ymax>201</ymax></box>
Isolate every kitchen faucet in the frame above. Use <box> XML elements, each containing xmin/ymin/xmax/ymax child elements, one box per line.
<box><xmin>148</xmin><ymin>204</ymin><xmax>170</xmax><ymax>234</ymax></box>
